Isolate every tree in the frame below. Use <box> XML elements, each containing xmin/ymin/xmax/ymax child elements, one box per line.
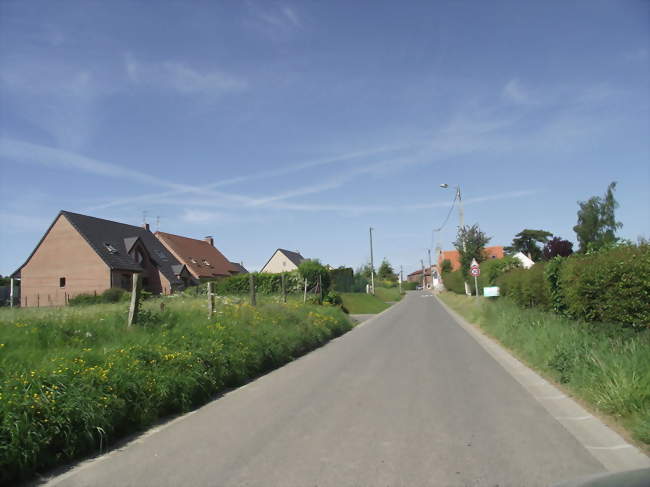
<box><xmin>573</xmin><ymin>181</ymin><xmax>622</xmax><ymax>252</ymax></box>
<box><xmin>298</xmin><ymin>260</ymin><xmax>331</xmax><ymax>294</ymax></box>
<box><xmin>440</xmin><ymin>259</ymin><xmax>452</xmax><ymax>273</ymax></box>
<box><xmin>377</xmin><ymin>259</ymin><xmax>397</xmax><ymax>281</ymax></box>
<box><xmin>453</xmin><ymin>224</ymin><xmax>491</xmax><ymax>279</ymax></box>
<box><xmin>505</xmin><ymin>229</ymin><xmax>553</xmax><ymax>262</ymax></box>
<box><xmin>542</xmin><ymin>237</ymin><xmax>574</xmax><ymax>260</ymax></box>
<box><xmin>356</xmin><ymin>262</ymin><xmax>373</xmax><ymax>280</ymax></box>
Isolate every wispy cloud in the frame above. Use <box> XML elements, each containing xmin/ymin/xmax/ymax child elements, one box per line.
<box><xmin>502</xmin><ymin>78</ymin><xmax>536</xmax><ymax>105</ymax></box>
<box><xmin>244</xmin><ymin>2</ymin><xmax>303</xmax><ymax>40</ymax></box>
<box><xmin>124</xmin><ymin>53</ymin><xmax>247</xmax><ymax>98</ymax></box>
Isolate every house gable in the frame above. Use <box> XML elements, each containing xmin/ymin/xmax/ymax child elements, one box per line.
<box><xmin>260</xmin><ymin>249</ymin><xmax>305</xmax><ymax>273</ymax></box>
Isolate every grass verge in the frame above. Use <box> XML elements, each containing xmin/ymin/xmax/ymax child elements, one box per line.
<box><xmin>437</xmin><ymin>292</ymin><xmax>650</xmax><ymax>450</ymax></box>
<box><xmin>0</xmin><ymin>297</ymin><xmax>352</xmax><ymax>484</ymax></box>
<box><xmin>373</xmin><ymin>286</ymin><xmax>403</xmax><ymax>303</ymax></box>
<box><xmin>340</xmin><ymin>293</ymin><xmax>390</xmax><ymax>314</ymax></box>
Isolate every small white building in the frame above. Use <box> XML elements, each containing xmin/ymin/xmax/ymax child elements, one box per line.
<box><xmin>260</xmin><ymin>249</ymin><xmax>306</xmax><ymax>273</ymax></box>
<box><xmin>513</xmin><ymin>251</ymin><xmax>535</xmax><ymax>269</ymax></box>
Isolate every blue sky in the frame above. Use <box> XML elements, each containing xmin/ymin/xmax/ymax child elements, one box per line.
<box><xmin>1</xmin><ymin>0</ymin><xmax>648</xmax><ymax>276</ymax></box>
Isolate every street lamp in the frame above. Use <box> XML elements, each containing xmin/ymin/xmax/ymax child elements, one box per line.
<box><xmin>439</xmin><ymin>183</ymin><xmax>465</xmax><ymax>250</ymax></box>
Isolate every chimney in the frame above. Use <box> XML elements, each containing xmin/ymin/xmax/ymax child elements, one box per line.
<box><xmin>204</xmin><ymin>236</ymin><xmax>214</xmax><ymax>246</ymax></box>
<box><xmin>143</xmin><ymin>223</ymin><xmax>150</xmax><ymax>231</ymax></box>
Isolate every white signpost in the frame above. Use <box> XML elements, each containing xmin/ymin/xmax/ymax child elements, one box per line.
<box><xmin>470</xmin><ymin>258</ymin><xmax>480</xmax><ymax>301</ymax></box>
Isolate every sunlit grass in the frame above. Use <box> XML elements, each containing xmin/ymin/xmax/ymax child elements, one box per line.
<box><xmin>0</xmin><ymin>296</ymin><xmax>352</xmax><ymax>483</ymax></box>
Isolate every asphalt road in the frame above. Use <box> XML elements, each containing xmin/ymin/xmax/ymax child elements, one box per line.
<box><xmin>46</xmin><ymin>292</ymin><xmax>607</xmax><ymax>487</ymax></box>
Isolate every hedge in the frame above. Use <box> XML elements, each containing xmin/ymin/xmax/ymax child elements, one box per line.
<box><xmin>497</xmin><ymin>263</ymin><xmax>550</xmax><ymax>309</ymax></box>
<box><xmin>443</xmin><ymin>256</ymin><xmax>520</xmax><ymax>296</ymax></box>
<box><xmin>554</xmin><ymin>244</ymin><xmax>650</xmax><ymax>329</ymax></box>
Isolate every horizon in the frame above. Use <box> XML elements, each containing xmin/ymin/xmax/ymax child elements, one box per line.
<box><xmin>1</xmin><ymin>1</ymin><xmax>648</xmax><ymax>276</ymax></box>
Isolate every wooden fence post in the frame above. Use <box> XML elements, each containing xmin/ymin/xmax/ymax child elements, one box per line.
<box><xmin>249</xmin><ymin>274</ymin><xmax>256</xmax><ymax>306</ymax></box>
<box><xmin>207</xmin><ymin>281</ymin><xmax>214</xmax><ymax>317</ymax></box>
<box><xmin>318</xmin><ymin>274</ymin><xmax>323</xmax><ymax>304</ymax></box>
<box><xmin>281</xmin><ymin>273</ymin><xmax>287</xmax><ymax>303</ymax></box>
<box><xmin>127</xmin><ymin>274</ymin><xmax>142</xmax><ymax>327</ymax></box>
<box><xmin>303</xmin><ymin>278</ymin><xmax>307</xmax><ymax>303</ymax></box>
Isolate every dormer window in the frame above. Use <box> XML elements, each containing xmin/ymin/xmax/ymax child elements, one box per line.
<box><xmin>202</xmin><ymin>259</ymin><xmax>210</xmax><ymax>266</ymax></box>
<box><xmin>104</xmin><ymin>243</ymin><xmax>118</xmax><ymax>254</ymax></box>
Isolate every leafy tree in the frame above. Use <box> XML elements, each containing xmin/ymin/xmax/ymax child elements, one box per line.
<box><xmin>505</xmin><ymin>229</ymin><xmax>553</xmax><ymax>261</ymax></box>
<box><xmin>440</xmin><ymin>259</ymin><xmax>452</xmax><ymax>273</ymax></box>
<box><xmin>453</xmin><ymin>224</ymin><xmax>491</xmax><ymax>279</ymax></box>
<box><xmin>356</xmin><ymin>262</ymin><xmax>373</xmax><ymax>280</ymax></box>
<box><xmin>377</xmin><ymin>259</ymin><xmax>397</xmax><ymax>281</ymax></box>
<box><xmin>298</xmin><ymin>260</ymin><xmax>331</xmax><ymax>293</ymax></box>
<box><xmin>542</xmin><ymin>237</ymin><xmax>574</xmax><ymax>260</ymax></box>
<box><xmin>573</xmin><ymin>181</ymin><xmax>622</xmax><ymax>252</ymax></box>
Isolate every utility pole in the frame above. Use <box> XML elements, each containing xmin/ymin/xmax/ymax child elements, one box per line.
<box><xmin>457</xmin><ymin>186</ymin><xmax>465</xmax><ymax>252</ymax></box>
<box><xmin>427</xmin><ymin>248</ymin><xmax>432</xmax><ymax>290</ymax></box>
<box><xmin>369</xmin><ymin>227</ymin><xmax>375</xmax><ymax>295</ymax></box>
<box><xmin>399</xmin><ymin>264</ymin><xmax>402</xmax><ymax>296</ymax></box>
<box><xmin>420</xmin><ymin>259</ymin><xmax>425</xmax><ymax>290</ymax></box>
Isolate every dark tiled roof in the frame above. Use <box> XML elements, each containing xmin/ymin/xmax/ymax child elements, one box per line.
<box><xmin>229</xmin><ymin>262</ymin><xmax>248</xmax><ymax>274</ymax></box>
<box><xmin>277</xmin><ymin>249</ymin><xmax>305</xmax><ymax>267</ymax></box>
<box><xmin>62</xmin><ymin>211</ymin><xmax>183</xmax><ymax>285</ymax></box>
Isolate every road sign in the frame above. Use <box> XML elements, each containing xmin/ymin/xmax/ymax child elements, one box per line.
<box><xmin>470</xmin><ymin>258</ymin><xmax>480</xmax><ymax>277</ymax></box>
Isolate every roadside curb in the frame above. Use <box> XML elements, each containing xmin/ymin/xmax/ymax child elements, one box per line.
<box><xmin>434</xmin><ymin>295</ymin><xmax>650</xmax><ymax>473</ymax></box>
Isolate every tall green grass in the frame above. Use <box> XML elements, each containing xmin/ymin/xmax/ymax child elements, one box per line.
<box><xmin>340</xmin><ymin>293</ymin><xmax>389</xmax><ymax>314</ymax></box>
<box><xmin>373</xmin><ymin>286</ymin><xmax>403</xmax><ymax>303</ymax></box>
<box><xmin>438</xmin><ymin>293</ymin><xmax>650</xmax><ymax>447</ymax></box>
<box><xmin>0</xmin><ymin>297</ymin><xmax>352</xmax><ymax>484</ymax></box>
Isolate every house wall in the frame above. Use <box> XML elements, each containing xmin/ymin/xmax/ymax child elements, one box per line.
<box><xmin>21</xmin><ymin>215</ymin><xmax>110</xmax><ymax>307</ymax></box>
<box><xmin>261</xmin><ymin>251</ymin><xmax>299</xmax><ymax>273</ymax></box>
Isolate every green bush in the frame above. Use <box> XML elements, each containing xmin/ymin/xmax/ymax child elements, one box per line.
<box><xmin>0</xmin><ymin>299</ymin><xmax>352</xmax><ymax>483</ymax></box>
<box><xmin>68</xmin><ymin>288</ymin><xmax>130</xmax><ymax>307</ymax></box>
<box><xmin>212</xmin><ymin>272</ymin><xmax>303</xmax><ymax>296</ymax></box>
<box><xmin>442</xmin><ymin>270</ymin><xmax>466</xmax><ymax>294</ymax></box>
<box><xmin>330</xmin><ymin>267</ymin><xmax>354</xmax><ymax>292</ymax></box>
<box><xmin>298</xmin><ymin>260</ymin><xmax>331</xmax><ymax>294</ymax></box>
<box><xmin>497</xmin><ymin>263</ymin><xmax>550</xmax><ymax>309</ymax></box>
<box><xmin>402</xmin><ymin>281</ymin><xmax>418</xmax><ymax>291</ymax></box>
<box><xmin>557</xmin><ymin>244</ymin><xmax>650</xmax><ymax>329</ymax></box>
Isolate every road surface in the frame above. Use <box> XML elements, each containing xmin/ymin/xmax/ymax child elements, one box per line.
<box><xmin>46</xmin><ymin>292</ymin><xmax>610</xmax><ymax>487</ymax></box>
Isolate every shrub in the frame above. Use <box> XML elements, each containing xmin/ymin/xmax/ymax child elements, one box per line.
<box><xmin>442</xmin><ymin>270</ymin><xmax>466</xmax><ymax>295</ymax></box>
<box><xmin>323</xmin><ymin>291</ymin><xmax>342</xmax><ymax>306</ymax></box>
<box><xmin>213</xmin><ymin>272</ymin><xmax>303</xmax><ymax>296</ymax></box>
<box><xmin>497</xmin><ymin>263</ymin><xmax>550</xmax><ymax>309</ymax></box>
<box><xmin>402</xmin><ymin>281</ymin><xmax>418</xmax><ymax>291</ymax></box>
<box><xmin>557</xmin><ymin>244</ymin><xmax>650</xmax><ymax>329</ymax></box>
<box><xmin>298</xmin><ymin>260</ymin><xmax>331</xmax><ymax>294</ymax></box>
<box><xmin>330</xmin><ymin>267</ymin><xmax>354</xmax><ymax>292</ymax></box>
<box><xmin>440</xmin><ymin>259</ymin><xmax>452</xmax><ymax>273</ymax></box>
<box><xmin>101</xmin><ymin>288</ymin><xmax>129</xmax><ymax>303</ymax></box>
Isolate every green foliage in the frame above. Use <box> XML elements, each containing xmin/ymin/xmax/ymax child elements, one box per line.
<box><xmin>497</xmin><ymin>264</ymin><xmax>550</xmax><ymax>309</ymax></box>
<box><xmin>212</xmin><ymin>271</ymin><xmax>303</xmax><ymax>296</ymax></box>
<box><xmin>438</xmin><ymin>293</ymin><xmax>650</xmax><ymax>447</ymax></box>
<box><xmin>373</xmin><ymin>286</ymin><xmax>402</xmax><ymax>303</ymax></box>
<box><xmin>401</xmin><ymin>281</ymin><xmax>418</xmax><ymax>291</ymax></box>
<box><xmin>340</xmin><ymin>293</ymin><xmax>389</xmax><ymax>314</ymax></box>
<box><xmin>68</xmin><ymin>288</ymin><xmax>130</xmax><ymax>307</ymax></box>
<box><xmin>505</xmin><ymin>229</ymin><xmax>553</xmax><ymax>262</ymax></box>
<box><xmin>440</xmin><ymin>259</ymin><xmax>452</xmax><ymax>273</ymax></box>
<box><xmin>298</xmin><ymin>260</ymin><xmax>331</xmax><ymax>294</ymax></box>
<box><xmin>453</xmin><ymin>224</ymin><xmax>491</xmax><ymax>279</ymax></box>
<box><xmin>356</xmin><ymin>263</ymin><xmax>373</xmax><ymax>280</ymax></box>
<box><xmin>330</xmin><ymin>267</ymin><xmax>354</xmax><ymax>292</ymax></box>
<box><xmin>377</xmin><ymin>259</ymin><xmax>397</xmax><ymax>281</ymax></box>
<box><xmin>442</xmin><ymin>270</ymin><xmax>466</xmax><ymax>295</ymax></box>
<box><xmin>0</xmin><ymin>298</ymin><xmax>352</xmax><ymax>483</ymax></box>
<box><xmin>556</xmin><ymin>244</ymin><xmax>649</xmax><ymax>329</ymax></box>
<box><xmin>323</xmin><ymin>291</ymin><xmax>342</xmax><ymax>306</ymax></box>
<box><xmin>573</xmin><ymin>181</ymin><xmax>622</xmax><ymax>252</ymax></box>
<box><xmin>479</xmin><ymin>256</ymin><xmax>521</xmax><ymax>287</ymax></box>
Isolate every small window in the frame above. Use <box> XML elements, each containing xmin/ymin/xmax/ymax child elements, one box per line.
<box><xmin>59</xmin><ymin>277</ymin><xmax>66</xmax><ymax>288</ymax></box>
<box><xmin>202</xmin><ymin>259</ymin><xmax>210</xmax><ymax>266</ymax></box>
<box><xmin>104</xmin><ymin>243</ymin><xmax>118</xmax><ymax>254</ymax></box>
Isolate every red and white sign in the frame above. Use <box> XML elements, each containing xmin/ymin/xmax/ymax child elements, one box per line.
<box><xmin>470</xmin><ymin>258</ymin><xmax>480</xmax><ymax>277</ymax></box>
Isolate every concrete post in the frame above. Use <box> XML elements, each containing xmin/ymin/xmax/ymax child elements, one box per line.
<box><xmin>127</xmin><ymin>274</ymin><xmax>141</xmax><ymax>327</ymax></box>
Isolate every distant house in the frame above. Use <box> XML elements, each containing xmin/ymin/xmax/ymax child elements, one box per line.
<box><xmin>11</xmin><ymin>211</ymin><xmax>190</xmax><ymax>307</ymax></box>
<box><xmin>437</xmin><ymin>246</ymin><xmax>505</xmax><ymax>272</ymax></box>
<box><xmin>260</xmin><ymin>249</ymin><xmax>305</xmax><ymax>273</ymax></box>
<box><xmin>154</xmin><ymin>232</ymin><xmax>245</xmax><ymax>283</ymax></box>
<box><xmin>512</xmin><ymin>251</ymin><xmax>535</xmax><ymax>269</ymax></box>
<box><xmin>406</xmin><ymin>267</ymin><xmax>438</xmax><ymax>288</ymax></box>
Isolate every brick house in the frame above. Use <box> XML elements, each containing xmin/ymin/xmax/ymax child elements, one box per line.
<box><xmin>437</xmin><ymin>246</ymin><xmax>505</xmax><ymax>272</ymax></box>
<box><xmin>154</xmin><ymin>232</ymin><xmax>245</xmax><ymax>283</ymax></box>
<box><xmin>11</xmin><ymin>211</ymin><xmax>190</xmax><ymax>307</ymax></box>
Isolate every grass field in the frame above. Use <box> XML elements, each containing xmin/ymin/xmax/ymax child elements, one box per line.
<box><xmin>0</xmin><ymin>296</ymin><xmax>352</xmax><ymax>483</ymax></box>
<box><xmin>438</xmin><ymin>292</ymin><xmax>650</xmax><ymax>449</ymax></box>
<box><xmin>340</xmin><ymin>293</ymin><xmax>390</xmax><ymax>314</ymax></box>
<box><xmin>372</xmin><ymin>286</ymin><xmax>403</xmax><ymax>303</ymax></box>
